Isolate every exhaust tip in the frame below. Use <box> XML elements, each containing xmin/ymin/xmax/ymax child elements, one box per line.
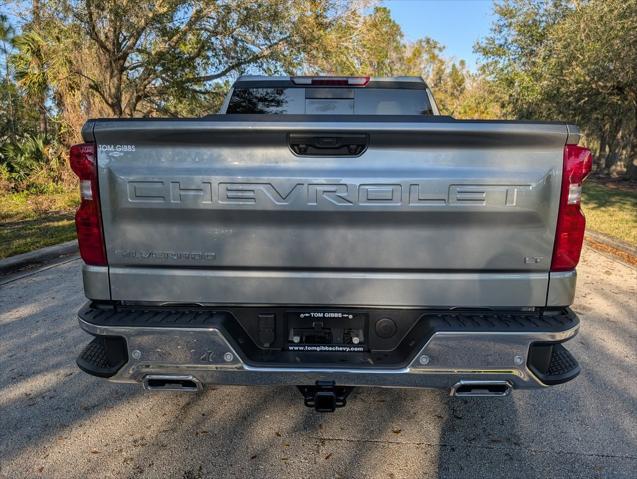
<box><xmin>451</xmin><ymin>380</ymin><xmax>511</xmax><ymax>397</ymax></box>
<box><xmin>142</xmin><ymin>375</ymin><xmax>202</xmax><ymax>392</ymax></box>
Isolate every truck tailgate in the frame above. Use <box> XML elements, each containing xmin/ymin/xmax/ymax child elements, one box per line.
<box><xmin>84</xmin><ymin>116</ymin><xmax>571</xmax><ymax>307</ymax></box>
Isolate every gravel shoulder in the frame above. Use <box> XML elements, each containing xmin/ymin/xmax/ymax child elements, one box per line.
<box><xmin>0</xmin><ymin>247</ymin><xmax>635</xmax><ymax>479</ymax></box>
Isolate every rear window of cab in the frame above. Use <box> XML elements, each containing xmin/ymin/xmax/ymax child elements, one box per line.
<box><xmin>227</xmin><ymin>87</ymin><xmax>433</xmax><ymax>115</ymax></box>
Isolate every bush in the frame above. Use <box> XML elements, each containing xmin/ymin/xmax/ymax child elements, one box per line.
<box><xmin>0</xmin><ymin>134</ymin><xmax>76</xmax><ymax>194</ymax></box>
<box><xmin>0</xmin><ymin>134</ymin><xmax>46</xmax><ymax>183</ymax></box>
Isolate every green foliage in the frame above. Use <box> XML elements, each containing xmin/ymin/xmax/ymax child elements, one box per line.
<box><xmin>12</xmin><ymin>31</ymin><xmax>48</xmax><ymax>100</ymax></box>
<box><xmin>0</xmin><ymin>134</ymin><xmax>46</xmax><ymax>182</ymax></box>
<box><xmin>0</xmin><ymin>134</ymin><xmax>73</xmax><ymax>193</ymax></box>
<box><xmin>303</xmin><ymin>7</ymin><xmax>496</xmax><ymax>118</ymax></box>
<box><xmin>0</xmin><ymin>77</ymin><xmax>40</xmax><ymax>140</ymax></box>
<box><xmin>308</xmin><ymin>6</ymin><xmax>407</xmax><ymax>76</ymax></box>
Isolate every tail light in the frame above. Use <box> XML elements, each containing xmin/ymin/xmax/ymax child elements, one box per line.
<box><xmin>69</xmin><ymin>143</ymin><xmax>107</xmax><ymax>266</ymax></box>
<box><xmin>551</xmin><ymin>144</ymin><xmax>593</xmax><ymax>271</ymax></box>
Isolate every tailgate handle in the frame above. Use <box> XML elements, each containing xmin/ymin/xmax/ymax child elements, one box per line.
<box><xmin>288</xmin><ymin>133</ymin><xmax>368</xmax><ymax>156</ymax></box>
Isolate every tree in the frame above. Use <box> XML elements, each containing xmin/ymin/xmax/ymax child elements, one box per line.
<box><xmin>32</xmin><ymin>0</ymin><xmax>47</xmax><ymax>137</ymax></box>
<box><xmin>304</xmin><ymin>8</ymin><xmax>494</xmax><ymax>118</ymax></box>
<box><xmin>1</xmin><ymin>13</ymin><xmax>17</xmax><ymax>142</ymax></box>
<box><xmin>300</xmin><ymin>6</ymin><xmax>406</xmax><ymax>76</ymax></box>
<box><xmin>476</xmin><ymin>0</ymin><xmax>637</xmax><ymax>178</ymax></box>
<box><xmin>12</xmin><ymin>30</ymin><xmax>48</xmax><ymax>136</ymax></box>
<box><xmin>33</xmin><ymin>0</ymin><xmax>357</xmax><ymax>118</ymax></box>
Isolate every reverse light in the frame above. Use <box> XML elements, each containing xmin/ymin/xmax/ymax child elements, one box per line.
<box><xmin>551</xmin><ymin>144</ymin><xmax>593</xmax><ymax>271</ymax></box>
<box><xmin>69</xmin><ymin>143</ymin><xmax>107</xmax><ymax>266</ymax></box>
<box><xmin>291</xmin><ymin>76</ymin><xmax>370</xmax><ymax>86</ymax></box>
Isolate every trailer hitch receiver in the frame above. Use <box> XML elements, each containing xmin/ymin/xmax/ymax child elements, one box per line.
<box><xmin>297</xmin><ymin>381</ymin><xmax>354</xmax><ymax>412</ymax></box>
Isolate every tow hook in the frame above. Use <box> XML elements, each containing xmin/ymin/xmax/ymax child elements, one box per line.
<box><xmin>297</xmin><ymin>381</ymin><xmax>354</xmax><ymax>412</ymax></box>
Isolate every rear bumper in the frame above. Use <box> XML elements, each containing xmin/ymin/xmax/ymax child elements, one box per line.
<box><xmin>76</xmin><ymin>303</ymin><xmax>580</xmax><ymax>391</ymax></box>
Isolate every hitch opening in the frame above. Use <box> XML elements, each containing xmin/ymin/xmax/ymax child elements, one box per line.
<box><xmin>297</xmin><ymin>381</ymin><xmax>354</xmax><ymax>412</ymax></box>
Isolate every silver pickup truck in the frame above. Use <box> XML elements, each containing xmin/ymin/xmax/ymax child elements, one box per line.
<box><xmin>73</xmin><ymin>76</ymin><xmax>591</xmax><ymax>411</ymax></box>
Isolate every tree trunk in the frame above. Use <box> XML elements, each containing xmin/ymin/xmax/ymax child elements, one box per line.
<box><xmin>626</xmin><ymin>158</ymin><xmax>637</xmax><ymax>180</ymax></box>
<box><xmin>603</xmin><ymin>126</ymin><xmax>622</xmax><ymax>173</ymax></box>
<box><xmin>1</xmin><ymin>38</ymin><xmax>16</xmax><ymax>143</ymax></box>
<box><xmin>38</xmin><ymin>102</ymin><xmax>47</xmax><ymax>137</ymax></box>
<box><xmin>33</xmin><ymin>0</ymin><xmax>47</xmax><ymax>138</ymax></box>
<box><xmin>605</xmin><ymin>148</ymin><xmax>620</xmax><ymax>175</ymax></box>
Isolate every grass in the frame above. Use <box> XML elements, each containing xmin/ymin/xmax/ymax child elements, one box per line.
<box><xmin>0</xmin><ymin>190</ymin><xmax>79</xmax><ymax>259</ymax></box>
<box><xmin>582</xmin><ymin>180</ymin><xmax>637</xmax><ymax>246</ymax></box>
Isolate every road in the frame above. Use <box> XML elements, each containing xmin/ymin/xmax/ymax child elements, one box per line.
<box><xmin>0</xmin><ymin>247</ymin><xmax>636</xmax><ymax>478</ymax></box>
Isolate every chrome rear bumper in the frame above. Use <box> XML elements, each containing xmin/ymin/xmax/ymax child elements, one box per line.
<box><xmin>77</xmin><ymin>306</ymin><xmax>580</xmax><ymax>392</ymax></box>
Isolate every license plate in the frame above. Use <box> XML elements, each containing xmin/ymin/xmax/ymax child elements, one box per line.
<box><xmin>286</xmin><ymin>311</ymin><xmax>367</xmax><ymax>352</ymax></box>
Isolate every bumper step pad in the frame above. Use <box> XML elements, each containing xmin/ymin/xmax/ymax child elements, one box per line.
<box><xmin>528</xmin><ymin>343</ymin><xmax>580</xmax><ymax>385</ymax></box>
<box><xmin>545</xmin><ymin>343</ymin><xmax>580</xmax><ymax>384</ymax></box>
<box><xmin>76</xmin><ymin>336</ymin><xmax>128</xmax><ymax>378</ymax></box>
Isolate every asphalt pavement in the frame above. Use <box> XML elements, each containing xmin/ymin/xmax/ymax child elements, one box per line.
<box><xmin>0</xmin><ymin>247</ymin><xmax>635</xmax><ymax>478</ymax></box>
